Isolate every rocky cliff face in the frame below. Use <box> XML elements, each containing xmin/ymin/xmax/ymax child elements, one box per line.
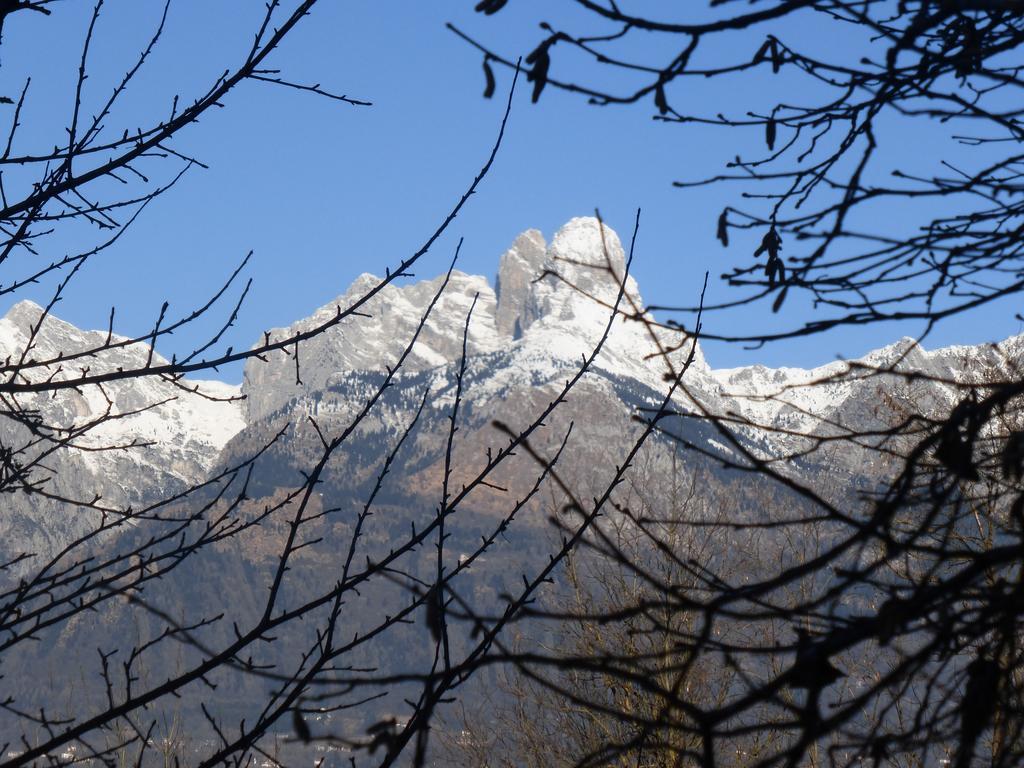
<box><xmin>240</xmin><ymin>270</ymin><xmax>500</xmax><ymax>423</ymax></box>
<box><xmin>494</xmin><ymin>228</ymin><xmax>545</xmax><ymax>338</ymax></box>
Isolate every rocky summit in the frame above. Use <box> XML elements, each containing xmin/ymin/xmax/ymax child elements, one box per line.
<box><xmin>241</xmin><ymin>216</ymin><xmax>701</xmax><ymax>423</ymax></box>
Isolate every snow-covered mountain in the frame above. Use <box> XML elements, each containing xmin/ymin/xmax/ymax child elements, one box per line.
<box><xmin>3</xmin><ymin>216</ymin><xmax>1019</xmax><ymax>738</ymax></box>
<box><xmin>0</xmin><ymin>301</ymin><xmax>243</xmax><ymax>567</ymax></box>
<box><xmin>2</xmin><ymin>215</ymin><xmax>1018</xmax><ymax>569</ymax></box>
<box><xmin>243</xmin><ymin>217</ymin><xmax>708</xmax><ymax>423</ymax></box>
<box><xmin>239</xmin><ymin>216</ymin><xmax>1018</xmax><ymax>470</ymax></box>
<box><xmin>0</xmin><ymin>299</ymin><xmax>244</xmax><ymax>473</ymax></box>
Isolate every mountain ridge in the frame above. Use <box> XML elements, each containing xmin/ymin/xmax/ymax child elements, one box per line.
<box><xmin>3</xmin><ymin>216</ymin><xmax>1021</xmax><ymax>465</ymax></box>
<box><xmin>1</xmin><ymin>215</ymin><xmax>1020</xmax><ymax>572</ymax></box>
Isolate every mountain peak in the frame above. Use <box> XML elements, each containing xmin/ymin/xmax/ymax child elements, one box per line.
<box><xmin>539</xmin><ymin>216</ymin><xmax>643</xmax><ymax>315</ymax></box>
<box><xmin>3</xmin><ymin>299</ymin><xmax>48</xmax><ymax>333</ymax></box>
<box><xmin>242</xmin><ymin>217</ymin><xmax>704</xmax><ymax>421</ymax></box>
<box><xmin>495</xmin><ymin>228</ymin><xmax>545</xmax><ymax>338</ymax></box>
<box><xmin>493</xmin><ymin>217</ymin><xmax>645</xmax><ymax>342</ymax></box>
<box><xmin>0</xmin><ymin>299</ymin><xmax>98</xmax><ymax>360</ymax></box>
<box><xmin>549</xmin><ymin>216</ymin><xmax>629</xmax><ymax>289</ymax></box>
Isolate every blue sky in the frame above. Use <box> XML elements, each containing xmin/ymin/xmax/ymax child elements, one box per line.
<box><xmin>3</xmin><ymin>2</ymin><xmax>1021</xmax><ymax>381</ymax></box>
